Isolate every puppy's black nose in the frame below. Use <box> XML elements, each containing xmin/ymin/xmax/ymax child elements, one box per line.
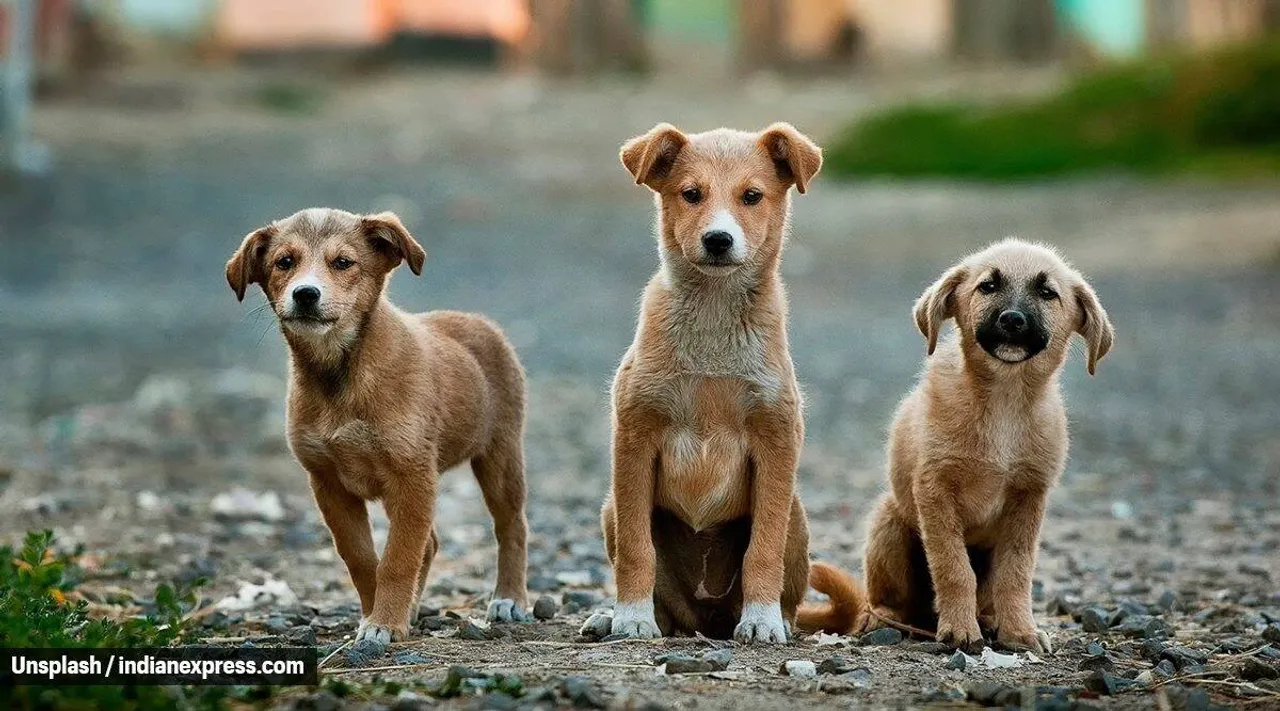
<box><xmin>292</xmin><ymin>285</ymin><xmax>321</xmax><ymax>306</ymax></box>
<box><xmin>701</xmin><ymin>231</ymin><xmax>733</xmax><ymax>257</ymax></box>
<box><xmin>997</xmin><ymin>310</ymin><xmax>1028</xmax><ymax>333</ymax></box>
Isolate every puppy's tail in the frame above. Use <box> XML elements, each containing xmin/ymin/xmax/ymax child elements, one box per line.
<box><xmin>795</xmin><ymin>562</ymin><xmax>866</xmax><ymax>635</ymax></box>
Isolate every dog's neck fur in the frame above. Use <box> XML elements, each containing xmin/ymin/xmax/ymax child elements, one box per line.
<box><xmin>657</xmin><ymin>243</ymin><xmax>784</xmax><ymax>381</ymax></box>
<box><xmin>930</xmin><ymin>334</ymin><xmax>1063</xmax><ymax>417</ymax></box>
<box><xmin>285</xmin><ymin>297</ymin><xmax>414</xmax><ymax>403</ymax></box>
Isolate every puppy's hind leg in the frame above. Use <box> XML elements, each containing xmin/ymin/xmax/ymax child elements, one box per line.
<box><xmin>860</xmin><ymin>495</ymin><xmax>925</xmax><ymax>635</ymax></box>
<box><xmin>472</xmin><ymin>434</ymin><xmax>531</xmax><ymax>623</ymax></box>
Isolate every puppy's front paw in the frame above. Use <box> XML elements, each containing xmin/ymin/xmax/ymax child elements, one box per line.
<box><xmin>733</xmin><ymin>602</ymin><xmax>788</xmax><ymax>644</ymax></box>
<box><xmin>936</xmin><ymin>614</ymin><xmax>983</xmax><ymax>652</ymax></box>
<box><xmin>355</xmin><ymin>617</ymin><xmax>406</xmax><ymax>645</ymax></box>
<box><xmin>610</xmin><ymin>600</ymin><xmax>661</xmax><ymax>639</ymax></box>
<box><xmin>998</xmin><ymin>626</ymin><xmax>1051</xmax><ymax>654</ymax></box>
<box><xmin>487</xmin><ymin>598</ymin><xmax>532</xmax><ymax>623</ymax></box>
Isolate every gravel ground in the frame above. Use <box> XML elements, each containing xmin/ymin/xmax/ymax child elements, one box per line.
<box><xmin>1</xmin><ymin>65</ymin><xmax>1278</xmax><ymax>709</ymax></box>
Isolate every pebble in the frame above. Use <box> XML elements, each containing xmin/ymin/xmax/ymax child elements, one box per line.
<box><xmin>858</xmin><ymin>627</ymin><xmax>903</xmax><ymax>646</ymax></box>
<box><xmin>389</xmin><ymin>691</ymin><xmax>432</xmax><ymax>711</ymax></box>
<box><xmin>292</xmin><ymin>690</ymin><xmax>342</xmax><ymax>711</ymax></box>
<box><xmin>1162</xmin><ymin>645</ymin><xmax>1209</xmax><ymax>671</ymax></box>
<box><xmin>532</xmin><ymin>595</ymin><xmax>558</xmax><ymax>620</ymax></box>
<box><xmin>579</xmin><ymin>612</ymin><xmax>612</xmax><ymax>640</ymax></box>
<box><xmin>1045</xmin><ymin>595</ymin><xmax>1073</xmax><ymax>617</ymax></box>
<box><xmin>817</xmin><ymin>654</ymin><xmax>861</xmax><ymax>675</ymax></box>
<box><xmin>1080</xmin><ymin>606</ymin><xmax>1110</xmax><ymax>633</ymax></box>
<box><xmin>1078</xmin><ymin>655</ymin><xmax>1115</xmax><ymax>673</ymax></box>
<box><xmin>781</xmin><ymin>660</ymin><xmax>817</xmax><ymax>678</ymax></box>
<box><xmin>560</xmin><ymin>676</ymin><xmax>607</xmax><ymax>709</ymax></box>
<box><xmin>966</xmin><ymin>681</ymin><xmax>1020</xmax><ymax>706</ymax></box>
<box><xmin>909</xmin><ymin>642</ymin><xmax>953</xmax><ymax>655</ymax></box>
<box><xmin>1263</xmin><ymin>624</ymin><xmax>1280</xmax><ymax>644</ymax></box>
<box><xmin>655</xmin><ymin>649</ymin><xmax>731</xmax><ymax>674</ymax></box>
<box><xmin>283</xmin><ymin>625</ymin><xmax>317</xmax><ymax>646</ymax></box>
<box><xmin>1155</xmin><ymin>659</ymin><xmax>1177</xmax><ymax>678</ymax></box>
<box><xmin>945</xmin><ymin>651</ymin><xmax>967</xmax><ymax>670</ymax></box>
<box><xmin>1083</xmin><ymin>671</ymin><xmax>1138</xmax><ymax>696</ymax></box>
<box><xmin>1157</xmin><ymin>590</ymin><xmax>1179</xmax><ymax>613</ymax></box>
<box><xmin>701</xmin><ymin>648</ymin><xmax>733</xmax><ymax>670</ymax></box>
<box><xmin>344</xmin><ymin>638</ymin><xmax>388</xmax><ymax>667</ymax></box>
<box><xmin>392</xmin><ymin>652</ymin><xmax>433</xmax><ymax>665</ymax></box>
<box><xmin>455</xmin><ymin>621</ymin><xmax>489</xmax><ymax>641</ymax></box>
<box><xmin>1239</xmin><ymin>657</ymin><xmax>1280</xmax><ymax>681</ymax></box>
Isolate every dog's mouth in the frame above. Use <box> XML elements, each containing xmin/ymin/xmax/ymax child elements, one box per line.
<box><xmin>281</xmin><ymin>314</ymin><xmax>339</xmax><ymax>331</ymax></box>
<box><xmin>976</xmin><ymin>332</ymin><xmax>1048</xmax><ymax>363</ymax></box>
<box><xmin>690</xmin><ymin>257</ymin><xmax>745</xmax><ymax>275</ymax></box>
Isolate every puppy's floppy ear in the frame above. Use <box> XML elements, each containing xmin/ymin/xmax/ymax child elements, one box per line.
<box><xmin>1073</xmin><ymin>279</ymin><xmax>1114</xmax><ymax>375</ymax></box>
<box><xmin>620</xmin><ymin>123</ymin><xmax>688</xmax><ymax>189</ymax></box>
<box><xmin>362</xmin><ymin>212</ymin><xmax>426</xmax><ymax>275</ymax></box>
<box><xmin>225</xmin><ymin>225</ymin><xmax>276</xmax><ymax>302</ymax></box>
<box><xmin>759</xmin><ymin>122</ymin><xmax>823</xmax><ymax>194</ymax></box>
<box><xmin>913</xmin><ymin>265</ymin><xmax>967</xmax><ymax>355</ymax></box>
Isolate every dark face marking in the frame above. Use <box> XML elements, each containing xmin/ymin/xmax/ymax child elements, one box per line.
<box><xmin>973</xmin><ymin>270</ymin><xmax>1053</xmax><ymax>363</ymax></box>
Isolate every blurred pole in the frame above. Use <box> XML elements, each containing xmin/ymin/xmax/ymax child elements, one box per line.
<box><xmin>1</xmin><ymin>0</ymin><xmax>36</xmax><ymax>176</ymax></box>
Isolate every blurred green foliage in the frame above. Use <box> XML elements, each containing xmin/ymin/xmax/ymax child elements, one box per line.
<box><xmin>827</xmin><ymin>41</ymin><xmax>1280</xmax><ymax>180</ymax></box>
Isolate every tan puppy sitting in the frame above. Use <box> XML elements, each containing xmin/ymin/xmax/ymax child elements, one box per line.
<box><xmin>801</xmin><ymin>239</ymin><xmax>1114</xmax><ymax>652</ymax></box>
<box><xmin>583</xmin><ymin>123</ymin><xmax>822</xmax><ymax>643</ymax></box>
<box><xmin>226</xmin><ymin>208</ymin><xmax>531</xmax><ymax>644</ymax></box>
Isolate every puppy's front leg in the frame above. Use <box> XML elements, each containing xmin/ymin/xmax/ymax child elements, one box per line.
<box><xmin>311</xmin><ymin>473</ymin><xmax>378</xmax><ymax>619</ymax></box>
<box><xmin>990</xmin><ymin>488</ymin><xmax>1051</xmax><ymax>653</ymax></box>
<box><xmin>360</xmin><ymin>465</ymin><xmax>437</xmax><ymax>644</ymax></box>
<box><xmin>737</xmin><ymin>413</ymin><xmax>800</xmax><ymax>644</ymax></box>
<box><xmin>608</xmin><ymin>427</ymin><xmax>661</xmax><ymax>639</ymax></box>
<box><xmin>914</xmin><ymin>475</ymin><xmax>982</xmax><ymax>649</ymax></box>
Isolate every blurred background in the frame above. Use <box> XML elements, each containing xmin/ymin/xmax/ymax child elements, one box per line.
<box><xmin>0</xmin><ymin>0</ymin><xmax>1277</xmax><ymax>663</ymax></box>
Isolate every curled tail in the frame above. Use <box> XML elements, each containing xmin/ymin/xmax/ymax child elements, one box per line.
<box><xmin>795</xmin><ymin>562</ymin><xmax>866</xmax><ymax>635</ymax></box>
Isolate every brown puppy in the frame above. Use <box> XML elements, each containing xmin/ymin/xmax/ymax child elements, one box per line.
<box><xmin>226</xmin><ymin>208</ymin><xmax>531</xmax><ymax>643</ymax></box>
<box><xmin>803</xmin><ymin>239</ymin><xmax>1114</xmax><ymax>652</ymax></box>
<box><xmin>583</xmin><ymin>123</ymin><xmax>822</xmax><ymax>642</ymax></box>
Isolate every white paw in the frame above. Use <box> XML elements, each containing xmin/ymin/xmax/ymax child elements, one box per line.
<box><xmin>610</xmin><ymin>599</ymin><xmax>661</xmax><ymax>639</ymax></box>
<box><xmin>734</xmin><ymin>602</ymin><xmax>788</xmax><ymax>644</ymax></box>
<box><xmin>487</xmin><ymin>598</ymin><xmax>532</xmax><ymax>623</ymax></box>
<box><xmin>355</xmin><ymin>619</ymin><xmax>396</xmax><ymax>645</ymax></box>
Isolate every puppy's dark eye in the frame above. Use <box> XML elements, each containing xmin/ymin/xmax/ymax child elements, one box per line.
<box><xmin>742</xmin><ymin>188</ymin><xmax>763</xmax><ymax>206</ymax></box>
<box><xmin>978</xmin><ymin>279</ymin><xmax>1000</xmax><ymax>294</ymax></box>
<box><xmin>332</xmin><ymin>257</ymin><xmax>354</xmax><ymax>271</ymax></box>
<box><xmin>680</xmin><ymin>187</ymin><xmax>703</xmax><ymax>205</ymax></box>
<box><xmin>275</xmin><ymin>255</ymin><xmax>294</xmax><ymax>271</ymax></box>
<box><xmin>1037</xmin><ymin>286</ymin><xmax>1058</xmax><ymax>300</ymax></box>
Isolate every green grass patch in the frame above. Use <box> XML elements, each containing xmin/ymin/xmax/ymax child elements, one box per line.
<box><xmin>826</xmin><ymin>41</ymin><xmax>1280</xmax><ymax>180</ymax></box>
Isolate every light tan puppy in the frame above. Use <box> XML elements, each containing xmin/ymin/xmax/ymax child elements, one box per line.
<box><xmin>584</xmin><ymin>123</ymin><xmax>822</xmax><ymax>643</ymax></box>
<box><xmin>226</xmin><ymin>208</ymin><xmax>531</xmax><ymax>644</ymax></box>
<box><xmin>801</xmin><ymin>239</ymin><xmax>1113</xmax><ymax>652</ymax></box>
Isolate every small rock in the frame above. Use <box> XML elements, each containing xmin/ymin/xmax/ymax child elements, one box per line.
<box><xmin>655</xmin><ymin>653</ymin><xmax>709</xmax><ymax>674</ymax></box>
<box><xmin>1141</xmin><ymin>639</ymin><xmax>1167</xmax><ymax>662</ymax></box>
<box><xmin>392</xmin><ymin>652</ymin><xmax>433</xmax><ymax>665</ymax></box>
<box><xmin>858</xmin><ymin>627</ymin><xmax>903</xmax><ymax>646</ymax></box>
<box><xmin>828</xmin><ymin>668</ymin><xmax>872</xmax><ymax>691</ymax></box>
<box><xmin>700</xmin><ymin>648</ymin><xmax>732</xmax><ymax>671</ymax></box>
<box><xmin>1135</xmin><ymin>670</ymin><xmax>1156</xmax><ymax>685</ymax></box>
<box><xmin>945</xmin><ymin>651</ymin><xmax>967</xmax><ymax>671</ymax></box>
<box><xmin>1239</xmin><ymin>657</ymin><xmax>1280</xmax><ymax>681</ymax></box>
<box><xmin>909</xmin><ymin>641</ymin><xmax>953</xmax><ymax>655</ymax></box>
<box><xmin>344</xmin><ymin>637</ymin><xmax>388</xmax><ymax>666</ymax></box>
<box><xmin>532</xmin><ymin>595</ymin><xmax>557</xmax><ymax>620</ymax></box>
<box><xmin>966</xmin><ymin>681</ymin><xmax>1020</xmax><ymax>706</ymax></box>
<box><xmin>579</xmin><ymin>612</ymin><xmax>612</xmax><ymax>640</ymax></box>
<box><xmin>1260</xmin><ymin>645</ymin><xmax>1280</xmax><ymax>660</ymax></box>
<box><xmin>781</xmin><ymin>660</ymin><xmax>817</xmax><ymax>678</ymax></box>
<box><xmin>1157</xmin><ymin>590</ymin><xmax>1179</xmax><ymax>613</ymax></box>
<box><xmin>455</xmin><ymin>621</ymin><xmax>489</xmax><ymax>641</ymax></box>
<box><xmin>292</xmin><ymin>690</ymin><xmax>342</xmax><ymax>711</ymax></box>
<box><xmin>283</xmin><ymin>626</ymin><xmax>317</xmax><ymax>646</ymax></box>
<box><xmin>1083</xmin><ymin>671</ymin><xmax>1138</xmax><ymax>696</ymax></box>
<box><xmin>1080</xmin><ymin>606</ymin><xmax>1110</xmax><ymax>633</ymax></box>
<box><xmin>1162</xmin><ymin>646</ymin><xmax>1209</xmax><ymax>671</ymax></box>
<box><xmin>389</xmin><ymin>691</ymin><xmax>433</xmax><ymax>711</ymax></box>
<box><xmin>562</xmin><ymin>590</ymin><xmax>601</xmax><ymax>607</ymax></box>
<box><xmin>1086</xmin><ymin>641</ymin><xmax>1107</xmax><ymax>656</ymax></box>
<box><xmin>1045</xmin><ymin>595</ymin><xmax>1073</xmax><ymax>617</ymax></box>
<box><xmin>1263</xmin><ymin>624</ymin><xmax>1280</xmax><ymax>644</ymax></box>
<box><xmin>560</xmin><ymin>676</ymin><xmax>607</xmax><ymax>709</ymax></box>
<box><xmin>1079</xmin><ymin>655</ymin><xmax>1115</xmax><ymax>673</ymax></box>
<box><xmin>417</xmin><ymin>615</ymin><xmax>451</xmax><ymax>632</ymax></box>
<box><xmin>1155</xmin><ymin>659</ymin><xmax>1177</xmax><ymax>678</ymax></box>
<box><xmin>817</xmin><ymin>654</ymin><xmax>860</xmax><ymax>675</ymax></box>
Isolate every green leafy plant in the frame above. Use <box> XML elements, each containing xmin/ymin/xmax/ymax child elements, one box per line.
<box><xmin>826</xmin><ymin>40</ymin><xmax>1280</xmax><ymax>180</ymax></box>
